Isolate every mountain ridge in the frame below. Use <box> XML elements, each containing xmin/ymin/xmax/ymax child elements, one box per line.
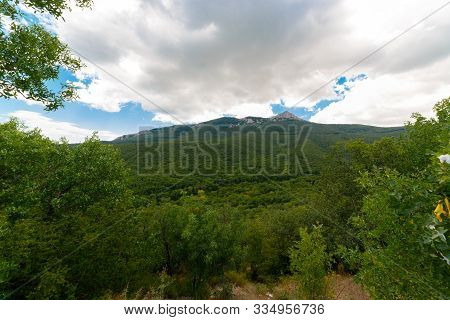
<box><xmin>112</xmin><ymin>111</ymin><xmax>405</xmax><ymax>174</ymax></box>
<box><xmin>113</xmin><ymin>111</ymin><xmax>404</xmax><ymax>142</ymax></box>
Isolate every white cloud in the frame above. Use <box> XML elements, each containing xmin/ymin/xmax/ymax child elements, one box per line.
<box><xmin>224</xmin><ymin>103</ymin><xmax>275</xmax><ymax>119</ymax></box>
<box><xmin>310</xmin><ymin>56</ymin><xmax>450</xmax><ymax>126</ymax></box>
<box><xmin>6</xmin><ymin>111</ymin><xmax>119</xmax><ymax>143</ymax></box>
<box><xmin>152</xmin><ymin>102</ymin><xmax>275</xmax><ymax>124</ymax></box>
<box><xmin>45</xmin><ymin>0</ymin><xmax>450</xmax><ymax>125</ymax></box>
<box><xmin>14</xmin><ymin>94</ymin><xmax>45</xmax><ymax>107</ymax></box>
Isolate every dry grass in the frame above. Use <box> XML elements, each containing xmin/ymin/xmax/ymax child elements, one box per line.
<box><xmin>231</xmin><ymin>274</ymin><xmax>370</xmax><ymax>300</ymax></box>
<box><xmin>107</xmin><ymin>272</ymin><xmax>371</xmax><ymax>300</ymax></box>
<box><xmin>326</xmin><ymin>273</ymin><xmax>370</xmax><ymax>300</ymax></box>
<box><xmin>232</xmin><ymin>283</ymin><xmax>273</xmax><ymax>300</ymax></box>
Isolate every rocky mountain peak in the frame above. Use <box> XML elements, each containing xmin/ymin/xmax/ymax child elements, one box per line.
<box><xmin>271</xmin><ymin>111</ymin><xmax>300</xmax><ymax>120</ymax></box>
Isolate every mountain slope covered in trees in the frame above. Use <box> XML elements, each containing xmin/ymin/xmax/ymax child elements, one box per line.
<box><xmin>2</xmin><ymin>99</ymin><xmax>448</xmax><ymax>299</ymax></box>
<box><xmin>112</xmin><ymin>112</ymin><xmax>404</xmax><ymax>179</ymax></box>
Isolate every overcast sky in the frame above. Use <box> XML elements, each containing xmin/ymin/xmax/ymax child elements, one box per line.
<box><xmin>1</xmin><ymin>0</ymin><xmax>450</xmax><ymax>142</ymax></box>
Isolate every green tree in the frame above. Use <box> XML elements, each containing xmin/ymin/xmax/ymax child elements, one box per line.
<box><xmin>0</xmin><ymin>119</ymin><xmax>135</xmax><ymax>299</ymax></box>
<box><xmin>245</xmin><ymin>206</ymin><xmax>307</xmax><ymax>281</ymax></box>
<box><xmin>140</xmin><ymin>203</ymin><xmax>189</xmax><ymax>277</ymax></box>
<box><xmin>182</xmin><ymin>203</ymin><xmax>241</xmax><ymax>298</ymax></box>
<box><xmin>354</xmin><ymin>166</ymin><xmax>449</xmax><ymax>299</ymax></box>
<box><xmin>289</xmin><ymin>226</ymin><xmax>328</xmax><ymax>299</ymax></box>
<box><xmin>0</xmin><ymin>0</ymin><xmax>92</xmax><ymax>110</ymax></box>
<box><xmin>352</xmin><ymin>98</ymin><xmax>450</xmax><ymax>299</ymax></box>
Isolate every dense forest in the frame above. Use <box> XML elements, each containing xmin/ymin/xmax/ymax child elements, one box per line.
<box><xmin>113</xmin><ymin>113</ymin><xmax>404</xmax><ymax>177</ymax></box>
<box><xmin>0</xmin><ymin>0</ymin><xmax>449</xmax><ymax>301</ymax></box>
<box><xmin>0</xmin><ymin>98</ymin><xmax>448</xmax><ymax>300</ymax></box>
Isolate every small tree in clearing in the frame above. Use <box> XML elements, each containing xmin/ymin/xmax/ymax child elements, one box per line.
<box><xmin>289</xmin><ymin>226</ymin><xmax>328</xmax><ymax>299</ymax></box>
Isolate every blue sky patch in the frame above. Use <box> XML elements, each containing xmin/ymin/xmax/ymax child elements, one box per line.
<box><xmin>271</xmin><ymin>73</ymin><xmax>367</xmax><ymax>121</ymax></box>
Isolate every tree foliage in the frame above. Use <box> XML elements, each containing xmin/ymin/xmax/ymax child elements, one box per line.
<box><xmin>351</xmin><ymin>98</ymin><xmax>450</xmax><ymax>299</ymax></box>
<box><xmin>0</xmin><ymin>119</ymin><xmax>134</xmax><ymax>298</ymax></box>
<box><xmin>0</xmin><ymin>0</ymin><xmax>91</xmax><ymax>110</ymax></box>
<box><xmin>289</xmin><ymin>226</ymin><xmax>328</xmax><ymax>299</ymax></box>
<box><xmin>313</xmin><ymin>97</ymin><xmax>450</xmax><ymax>299</ymax></box>
<box><xmin>1</xmin><ymin>98</ymin><xmax>449</xmax><ymax>299</ymax></box>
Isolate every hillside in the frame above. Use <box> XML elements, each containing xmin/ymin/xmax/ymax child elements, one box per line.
<box><xmin>113</xmin><ymin>112</ymin><xmax>404</xmax><ymax>144</ymax></box>
<box><xmin>2</xmin><ymin>99</ymin><xmax>448</xmax><ymax>300</ymax></box>
<box><xmin>111</xmin><ymin>112</ymin><xmax>404</xmax><ymax>176</ymax></box>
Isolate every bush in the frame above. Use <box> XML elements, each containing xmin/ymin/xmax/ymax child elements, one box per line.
<box><xmin>225</xmin><ymin>271</ymin><xmax>248</xmax><ymax>287</ymax></box>
<box><xmin>289</xmin><ymin>226</ymin><xmax>329</xmax><ymax>299</ymax></box>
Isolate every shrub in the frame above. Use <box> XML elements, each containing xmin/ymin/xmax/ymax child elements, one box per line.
<box><xmin>289</xmin><ymin>226</ymin><xmax>329</xmax><ymax>299</ymax></box>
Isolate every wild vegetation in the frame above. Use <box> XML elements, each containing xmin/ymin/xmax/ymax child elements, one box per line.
<box><xmin>0</xmin><ymin>0</ymin><xmax>448</xmax><ymax>301</ymax></box>
<box><xmin>1</xmin><ymin>98</ymin><xmax>448</xmax><ymax>299</ymax></box>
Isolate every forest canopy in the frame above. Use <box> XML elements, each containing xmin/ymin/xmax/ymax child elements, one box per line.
<box><xmin>0</xmin><ymin>97</ymin><xmax>448</xmax><ymax>299</ymax></box>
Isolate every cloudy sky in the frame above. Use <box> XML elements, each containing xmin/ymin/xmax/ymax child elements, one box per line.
<box><xmin>1</xmin><ymin>0</ymin><xmax>450</xmax><ymax>142</ymax></box>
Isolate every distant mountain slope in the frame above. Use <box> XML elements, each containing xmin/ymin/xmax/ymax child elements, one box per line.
<box><xmin>111</xmin><ymin>112</ymin><xmax>404</xmax><ymax>175</ymax></box>
<box><xmin>113</xmin><ymin>111</ymin><xmax>404</xmax><ymax>144</ymax></box>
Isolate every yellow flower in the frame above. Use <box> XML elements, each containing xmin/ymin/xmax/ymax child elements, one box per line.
<box><xmin>434</xmin><ymin>202</ymin><xmax>445</xmax><ymax>222</ymax></box>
